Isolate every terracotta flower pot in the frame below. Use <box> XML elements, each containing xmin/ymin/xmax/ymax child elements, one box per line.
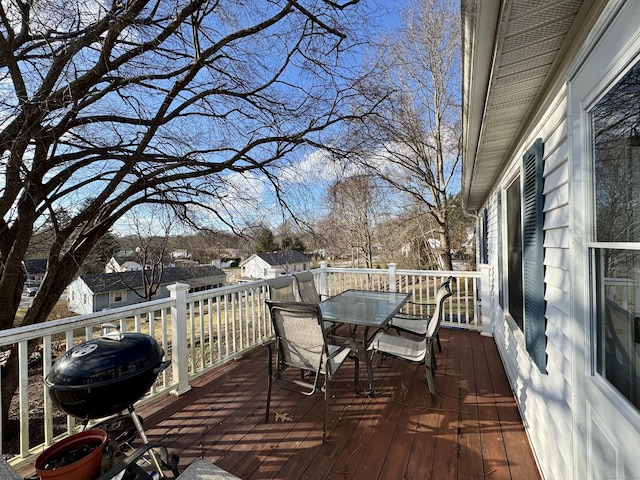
<box><xmin>35</xmin><ymin>429</ymin><xmax>108</xmax><ymax>480</ymax></box>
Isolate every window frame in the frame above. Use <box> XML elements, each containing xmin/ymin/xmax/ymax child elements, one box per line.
<box><xmin>110</xmin><ymin>290</ymin><xmax>126</xmax><ymax>304</ymax></box>
<box><xmin>587</xmin><ymin>57</ymin><xmax>640</xmax><ymax>406</ymax></box>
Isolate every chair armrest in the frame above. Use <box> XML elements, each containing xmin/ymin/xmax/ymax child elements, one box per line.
<box><xmin>405</xmin><ymin>301</ymin><xmax>436</xmax><ymax>307</ymax></box>
<box><xmin>326</xmin><ymin>338</ymin><xmax>357</xmax><ymax>359</ymax></box>
<box><xmin>392</xmin><ymin>314</ymin><xmax>428</xmax><ymax>321</ymax></box>
<box><xmin>395</xmin><ymin>301</ymin><xmax>436</xmax><ymax>319</ymax></box>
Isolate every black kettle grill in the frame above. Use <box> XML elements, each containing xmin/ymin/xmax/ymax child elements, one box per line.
<box><xmin>45</xmin><ymin>325</ymin><xmax>171</xmax><ymax>470</ymax></box>
<box><xmin>45</xmin><ymin>326</ymin><xmax>169</xmax><ymax>420</ymax></box>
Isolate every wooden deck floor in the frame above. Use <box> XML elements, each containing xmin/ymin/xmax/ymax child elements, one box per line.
<box><xmin>133</xmin><ymin>328</ymin><xmax>541</xmax><ymax>480</ymax></box>
<box><xmin>18</xmin><ymin>328</ymin><xmax>541</xmax><ymax>479</ymax></box>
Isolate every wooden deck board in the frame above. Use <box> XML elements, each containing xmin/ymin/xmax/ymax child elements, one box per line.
<box><xmin>356</xmin><ymin>358</ymin><xmax>422</xmax><ymax>480</ymax></box>
<box><xmin>429</xmin><ymin>326</ymin><xmax>461</xmax><ymax>479</ymax></box>
<box><xmin>18</xmin><ymin>328</ymin><xmax>541</xmax><ymax>480</ymax></box>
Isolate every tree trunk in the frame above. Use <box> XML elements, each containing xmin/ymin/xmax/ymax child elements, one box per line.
<box><xmin>0</xmin><ymin>354</ymin><xmax>19</xmax><ymax>433</ymax></box>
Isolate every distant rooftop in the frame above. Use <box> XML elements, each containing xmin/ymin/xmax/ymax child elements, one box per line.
<box><xmin>80</xmin><ymin>265</ymin><xmax>226</xmax><ymax>293</ymax></box>
<box><xmin>255</xmin><ymin>250</ymin><xmax>310</xmax><ymax>266</ymax></box>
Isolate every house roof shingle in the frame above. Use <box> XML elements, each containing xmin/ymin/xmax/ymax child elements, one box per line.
<box><xmin>255</xmin><ymin>250</ymin><xmax>310</xmax><ymax>266</ymax></box>
<box><xmin>80</xmin><ymin>265</ymin><xmax>226</xmax><ymax>293</ymax></box>
<box><xmin>23</xmin><ymin>259</ymin><xmax>48</xmax><ymax>275</ymax></box>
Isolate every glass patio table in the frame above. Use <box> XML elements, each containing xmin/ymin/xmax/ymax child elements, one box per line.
<box><xmin>319</xmin><ymin>289</ymin><xmax>410</xmax><ymax>396</ymax></box>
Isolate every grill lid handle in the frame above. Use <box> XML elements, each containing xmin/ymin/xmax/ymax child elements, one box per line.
<box><xmin>100</xmin><ymin>323</ymin><xmax>124</xmax><ymax>340</ymax></box>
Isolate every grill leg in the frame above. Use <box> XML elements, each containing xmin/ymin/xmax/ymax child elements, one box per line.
<box><xmin>129</xmin><ymin>406</ymin><xmax>163</xmax><ymax>476</ymax></box>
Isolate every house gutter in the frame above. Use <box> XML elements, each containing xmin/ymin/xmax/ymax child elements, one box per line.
<box><xmin>461</xmin><ymin>0</ymin><xmax>503</xmax><ymax>212</ymax></box>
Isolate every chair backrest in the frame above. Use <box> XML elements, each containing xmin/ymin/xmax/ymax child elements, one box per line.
<box><xmin>266</xmin><ymin>300</ymin><xmax>327</xmax><ymax>371</ymax></box>
<box><xmin>426</xmin><ymin>278</ymin><xmax>453</xmax><ymax>339</ymax></box>
<box><xmin>293</xmin><ymin>271</ymin><xmax>321</xmax><ymax>303</ymax></box>
<box><xmin>266</xmin><ymin>276</ymin><xmax>296</xmax><ymax>302</ymax></box>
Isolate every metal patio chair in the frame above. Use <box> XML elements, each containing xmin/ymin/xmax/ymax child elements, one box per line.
<box><xmin>368</xmin><ymin>280</ymin><xmax>453</xmax><ymax>403</ymax></box>
<box><xmin>292</xmin><ymin>270</ymin><xmax>323</xmax><ymax>303</ymax></box>
<box><xmin>293</xmin><ymin>271</ymin><xmax>336</xmax><ymax>333</ymax></box>
<box><xmin>0</xmin><ymin>457</ymin><xmax>21</xmax><ymax>480</ymax></box>
<box><xmin>266</xmin><ymin>275</ymin><xmax>297</xmax><ymax>302</ymax></box>
<box><xmin>95</xmin><ymin>442</ymin><xmax>239</xmax><ymax>479</ymax></box>
<box><xmin>386</xmin><ymin>276</ymin><xmax>454</xmax><ymax>352</ymax></box>
<box><xmin>264</xmin><ymin>300</ymin><xmax>359</xmax><ymax>443</ymax></box>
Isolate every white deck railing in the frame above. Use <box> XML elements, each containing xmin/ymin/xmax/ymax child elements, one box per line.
<box><xmin>1</xmin><ymin>264</ymin><xmax>481</xmax><ymax>467</ymax></box>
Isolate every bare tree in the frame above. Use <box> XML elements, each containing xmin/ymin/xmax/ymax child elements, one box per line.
<box><xmin>324</xmin><ymin>174</ymin><xmax>387</xmax><ymax>268</ymax></box>
<box><xmin>116</xmin><ymin>212</ymin><xmax>175</xmax><ymax>301</ymax></box>
<box><xmin>0</xmin><ymin>0</ymin><xmax>371</xmax><ymax>421</ymax></box>
<box><xmin>347</xmin><ymin>0</ymin><xmax>461</xmax><ymax>270</ymax></box>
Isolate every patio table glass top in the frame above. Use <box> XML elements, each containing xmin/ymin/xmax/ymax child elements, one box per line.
<box><xmin>318</xmin><ymin>290</ymin><xmax>410</xmax><ymax>328</ymax></box>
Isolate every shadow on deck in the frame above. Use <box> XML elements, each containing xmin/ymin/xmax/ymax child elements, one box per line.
<box><xmin>131</xmin><ymin>328</ymin><xmax>541</xmax><ymax>479</ymax></box>
<box><xmin>17</xmin><ymin>328</ymin><xmax>540</xmax><ymax>479</ymax></box>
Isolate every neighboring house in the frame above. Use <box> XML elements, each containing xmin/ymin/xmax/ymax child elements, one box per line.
<box><xmin>171</xmin><ymin>249</ymin><xmax>190</xmax><ymax>260</ymax></box>
<box><xmin>239</xmin><ymin>251</ymin><xmax>310</xmax><ymax>280</ymax></box>
<box><xmin>211</xmin><ymin>258</ymin><xmax>240</xmax><ymax>269</ymax></box>
<box><xmin>105</xmin><ymin>251</ymin><xmax>143</xmax><ymax>273</ymax></box>
<box><xmin>67</xmin><ymin>265</ymin><xmax>226</xmax><ymax>314</ymax></box>
<box><xmin>22</xmin><ymin>259</ymin><xmax>47</xmax><ymax>288</ymax></box>
<box><xmin>463</xmin><ymin>1</ymin><xmax>640</xmax><ymax>478</ymax></box>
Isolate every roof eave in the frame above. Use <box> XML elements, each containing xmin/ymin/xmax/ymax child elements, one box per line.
<box><xmin>461</xmin><ymin>0</ymin><xmax>502</xmax><ymax>213</ymax></box>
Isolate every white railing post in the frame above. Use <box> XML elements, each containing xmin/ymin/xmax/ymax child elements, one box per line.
<box><xmin>319</xmin><ymin>261</ymin><xmax>329</xmax><ymax>297</ymax></box>
<box><xmin>388</xmin><ymin>263</ymin><xmax>397</xmax><ymax>292</ymax></box>
<box><xmin>480</xmin><ymin>265</ymin><xmax>493</xmax><ymax>336</ymax></box>
<box><xmin>168</xmin><ymin>283</ymin><xmax>192</xmax><ymax>396</ymax></box>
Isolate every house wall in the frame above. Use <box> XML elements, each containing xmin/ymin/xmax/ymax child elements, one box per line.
<box><xmin>481</xmin><ymin>2</ymin><xmax>640</xmax><ymax>478</ymax></box>
<box><xmin>67</xmin><ymin>279</ymin><xmax>96</xmax><ymax>315</ymax></box>
<box><xmin>242</xmin><ymin>256</ymin><xmax>272</xmax><ymax>279</ymax></box>
<box><xmin>241</xmin><ymin>256</ymin><xmax>308</xmax><ymax>279</ymax></box>
<box><xmin>484</xmin><ymin>87</ymin><xmax>573</xmax><ymax>480</ymax></box>
<box><xmin>68</xmin><ymin>275</ymin><xmax>226</xmax><ymax>313</ymax></box>
<box><xmin>567</xmin><ymin>2</ymin><xmax>640</xmax><ymax>478</ymax></box>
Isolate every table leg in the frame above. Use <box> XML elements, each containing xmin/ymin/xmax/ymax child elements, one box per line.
<box><xmin>362</xmin><ymin>326</ymin><xmax>376</xmax><ymax>397</ymax></box>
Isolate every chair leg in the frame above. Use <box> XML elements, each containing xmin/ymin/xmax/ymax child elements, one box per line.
<box><xmin>322</xmin><ymin>377</ymin><xmax>328</xmax><ymax>444</ymax></box>
<box><xmin>265</xmin><ymin>344</ymin><xmax>273</xmax><ymax>423</ymax></box>
<box><xmin>425</xmin><ymin>343</ymin><xmax>437</xmax><ymax>404</ymax></box>
<box><xmin>351</xmin><ymin>354</ymin><xmax>360</xmax><ymax>394</ymax></box>
<box><xmin>436</xmin><ymin>333</ymin><xmax>442</xmax><ymax>352</ymax></box>
<box><xmin>371</xmin><ymin>347</ymin><xmax>384</xmax><ymax>368</ymax></box>
<box><xmin>432</xmin><ymin>347</ymin><xmax>438</xmax><ymax>372</ymax></box>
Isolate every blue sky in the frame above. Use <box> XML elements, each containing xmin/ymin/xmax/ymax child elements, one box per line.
<box><xmin>112</xmin><ymin>1</ymin><xmax>411</xmax><ymax>237</ymax></box>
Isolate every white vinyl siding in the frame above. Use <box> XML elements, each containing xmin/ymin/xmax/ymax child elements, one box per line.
<box><xmin>487</xmin><ymin>88</ymin><xmax>573</xmax><ymax>480</ymax></box>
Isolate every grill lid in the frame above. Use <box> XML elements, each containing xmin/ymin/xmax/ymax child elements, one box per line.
<box><xmin>46</xmin><ymin>329</ymin><xmax>164</xmax><ymax>388</ymax></box>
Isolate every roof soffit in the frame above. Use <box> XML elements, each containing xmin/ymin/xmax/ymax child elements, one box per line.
<box><xmin>462</xmin><ymin>0</ymin><xmax>586</xmax><ymax>211</ymax></box>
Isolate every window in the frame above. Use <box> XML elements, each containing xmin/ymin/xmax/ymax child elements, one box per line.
<box><xmin>110</xmin><ymin>290</ymin><xmax>126</xmax><ymax>303</ymax></box>
<box><xmin>497</xmin><ymin>191</ymin><xmax>504</xmax><ymax>308</ymax></box>
<box><xmin>506</xmin><ymin>176</ymin><xmax>523</xmax><ymax>331</ymax></box>
<box><xmin>591</xmin><ymin>59</ymin><xmax>640</xmax><ymax>408</ymax></box>
<box><xmin>505</xmin><ymin>139</ymin><xmax>547</xmax><ymax>373</ymax></box>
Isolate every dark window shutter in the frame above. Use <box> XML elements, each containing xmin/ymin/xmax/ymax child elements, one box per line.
<box><xmin>522</xmin><ymin>138</ymin><xmax>546</xmax><ymax>373</ymax></box>
<box><xmin>497</xmin><ymin>191</ymin><xmax>504</xmax><ymax>308</ymax></box>
<box><xmin>481</xmin><ymin>208</ymin><xmax>489</xmax><ymax>264</ymax></box>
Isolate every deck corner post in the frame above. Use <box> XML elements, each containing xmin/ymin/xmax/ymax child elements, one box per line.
<box><xmin>318</xmin><ymin>261</ymin><xmax>329</xmax><ymax>297</ymax></box>
<box><xmin>479</xmin><ymin>265</ymin><xmax>493</xmax><ymax>337</ymax></box>
<box><xmin>168</xmin><ymin>282</ymin><xmax>192</xmax><ymax>396</ymax></box>
<box><xmin>388</xmin><ymin>263</ymin><xmax>397</xmax><ymax>292</ymax></box>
